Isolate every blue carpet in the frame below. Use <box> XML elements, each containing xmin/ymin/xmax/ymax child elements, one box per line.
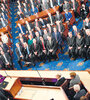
<box><xmin>10</xmin><ymin>3</ymin><xmax>90</xmax><ymax>71</ymax></box>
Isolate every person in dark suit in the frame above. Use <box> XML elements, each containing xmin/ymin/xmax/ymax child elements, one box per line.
<box><xmin>35</xmin><ymin>31</ymin><xmax>40</xmax><ymax>44</ymax></box>
<box><xmin>47</xmin><ymin>13</ymin><xmax>55</xmax><ymax>25</ymax></box>
<box><xmin>17</xmin><ymin>11</ymin><xmax>24</xmax><ymax>20</ymax></box>
<box><xmin>46</xmin><ymin>35</ymin><xmax>58</xmax><ymax>62</ymax></box>
<box><xmin>73</xmin><ymin>84</ymin><xmax>86</xmax><ymax>100</ymax></box>
<box><xmin>39</xmin><ymin>18</ymin><xmax>47</xmax><ymax>28</ymax></box>
<box><xmin>80</xmin><ymin>4</ymin><xmax>89</xmax><ymax>19</ymax></box>
<box><xmin>18</xmin><ymin>33</ymin><xmax>27</xmax><ymax>43</ymax></box>
<box><xmin>47</xmin><ymin>24</ymin><xmax>53</xmax><ymax>35</ymax></box>
<box><xmin>0</xmin><ymin>41</ymin><xmax>9</xmax><ymax>54</ymax></box>
<box><xmin>63</xmin><ymin>0</ymin><xmax>71</xmax><ymax>11</ymax></box>
<box><xmin>0</xmin><ymin>50</ymin><xmax>13</xmax><ymax>70</ymax></box>
<box><xmin>67</xmin><ymin>32</ymin><xmax>76</xmax><ymax>60</ymax></box>
<box><xmin>75</xmin><ymin>32</ymin><xmax>85</xmax><ymax>59</ymax></box>
<box><xmin>43</xmin><ymin>29</ymin><xmax>49</xmax><ymax>42</ymax></box>
<box><xmin>83</xmin><ymin>18</ymin><xmax>90</xmax><ymax>30</ymax></box>
<box><xmin>39</xmin><ymin>36</ymin><xmax>47</xmax><ymax>62</ymax></box>
<box><xmin>31</xmin><ymin>39</ymin><xmax>41</xmax><ymax>61</ymax></box>
<box><xmin>16</xmin><ymin>43</ymin><xmax>25</xmax><ymax>69</ymax></box>
<box><xmin>52</xmin><ymin>27</ymin><xmax>63</xmax><ymax>53</ymax></box>
<box><xmin>55</xmin><ymin>74</ymin><xmax>66</xmax><ymax>86</ymax></box>
<box><xmin>23</xmin><ymin>42</ymin><xmax>35</xmax><ymax>67</ymax></box>
<box><xmin>55</xmin><ymin>11</ymin><xmax>64</xmax><ymax>22</ymax></box>
<box><xmin>83</xmin><ymin>29</ymin><xmax>90</xmax><ymax>61</ymax></box>
<box><xmin>70</xmin><ymin>0</ymin><xmax>79</xmax><ymax>18</ymax></box>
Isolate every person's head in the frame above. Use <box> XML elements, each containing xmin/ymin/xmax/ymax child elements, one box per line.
<box><xmin>0</xmin><ymin>47</ymin><xmax>3</xmax><ymax>51</ymax></box>
<box><xmin>53</xmin><ymin>27</ymin><xmax>57</xmax><ymax>33</ymax></box>
<box><xmin>0</xmin><ymin>50</ymin><xmax>4</xmax><ymax>55</ymax></box>
<box><xmin>23</xmin><ymin>42</ymin><xmax>28</xmax><ymax>48</ymax></box>
<box><xmin>56</xmin><ymin>74</ymin><xmax>61</xmax><ymax>80</ymax></box>
<box><xmin>65</xmin><ymin>9</ymin><xmax>68</xmax><ymax>13</ymax></box>
<box><xmin>73</xmin><ymin>25</ymin><xmax>77</xmax><ymax>31</ymax></box>
<box><xmin>31</xmin><ymin>4</ymin><xmax>34</xmax><ymax>11</ymax></box>
<box><xmin>73</xmin><ymin>84</ymin><xmax>80</xmax><ymax>93</ymax></box>
<box><xmin>33</xmin><ymin>39</ymin><xmax>36</xmax><ymax>44</ymax></box>
<box><xmin>68</xmin><ymin>32</ymin><xmax>72</xmax><ymax>38</ymax></box>
<box><xmin>47</xmin><ymin>24</ymin><xmax>51</xmax><ymax>28</ymax></box>
<box><xmin>82</xmin><ymin>4</ymin><xmax>85</xmax><ymax>8</ymax></box>
<box><xmin>77</xmin><ymin>32</ymin><xmax>81</xmax><ymax>39</ymax></box>
<box><xmin>70</xmin><ymin>72</ymin><xmax>76</xmax><ymax>79</ymax></box>
<box><xmin>47</xmin><ymin>35</ymin><xmax>51</xmax><ymax>40</ymax></box>
<box><xmin>19</xmin><ymin>33</ymin><xmax>22</xmax><ymax>38</ymax></box>
<box><xmin>0</xmin><ymin>32</ymin><xmax>4</xmax><ymax>36</ymax></box>
<box><xmin>20</xmin><ymin>37</ymin><xmax>24</xmax><ymax>43</ymax></box>
<box><xmin>35</xmin><ymin>32</ymin><xmax>39</xmax><ymax>37</ymax></box>
<box><xmin>16</xmin><ymin>43</ymin><xmax>19</xmax><ymax>48</ymax></box>
<box><xmin>28</xmin><ymin>34</ymin><xmax>32</xmax><ymax>40</ymax></box>
<box><xmin>64</xmin><ymin>0</ymin><xmax>68</xmax><ymax>3</ymax></box>
<box><xmin>85</xmin><ymin>18</ymin><xmax>89</xmax><ymax>23</ymax></box>
<box><xmin>40</xmin><ymin>36</ymin><xmax>43</xmax><ymax>41</ymax></box>
<box><xmin>0</xmin><ymin>41</ymin><xmax>2</xmax><ymax>45</ymax></box>
<box><xmin>44</xmin><ymin>29</ymin><xmax>47</xmax><ymax>34</ymax></box>
<box><xmin>85</xmin><ymin>29</ymin><xmax>90</xmax><ymax>36</ymax></box>
<box><xmin>80</xmin><ymin>96</ymin><xmax>87</xmax><ymax>100</ymax></box>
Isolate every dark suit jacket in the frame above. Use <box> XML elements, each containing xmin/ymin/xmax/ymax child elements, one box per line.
<box><xmin>55</xmin><ymin>13</ymin><xmax>64</xmax><ymax>22</ymax></box>
<box><xmin>52</xmin><ymin>31</ymin><xmax>62</xmax><ymax>45</ymax></box>
<box><xmin>74</xmin><ymin>89</ymin><xmax>86</xmax><ymax>100</ymax></box>
<box><xmin>55</xmin><ymin>77</ymin><xmax>66</xmax><ymax>86</ymax></box>
<box><xmin>56</xmin><ymin>23</ymin><xmax>65</xmax><ymax>33</ymax></box>
<box><xmin>83</xmin><ymin>21</ymin><xmax>90</xmax><ymax>29</ymax></box>
<box><xmin>0</xmin><ymin>44</ymin><xmax>9</xmax><ymax>53</ymax></box>
<box><xmin>46</xmin><ymin>38</ymin><xmax>57</xmax><ymax>54</ymax></box>
<box><xmin>0</xmin><ymin>53</ymin><xmax>12</xmax><ymax>66</ymax></box>
<box><xmin>47</xmin><ymin>15</ymin><xmax>55</xmax><ymax>24</ymax></box>
<box><xmin>71</xmin><ymin>0</ymin><xmax>79</xmax><ymax>11</ymax></box>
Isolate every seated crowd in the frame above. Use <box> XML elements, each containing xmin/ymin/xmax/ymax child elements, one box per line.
<box><xmin>55</xmin><ymin>72</ymin><xmax>90</xmax><ymax>100</ymax></box>
<box><xmin>0</xmin><ymin>0</ymin><xmax>89</xmax><ymax>69</ymax></box>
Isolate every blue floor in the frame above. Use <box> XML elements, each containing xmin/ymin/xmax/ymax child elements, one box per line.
<box><xmin>10</xmin><ymin>3</ymin><xmax>90</xmax><ymax>71</ymax></box>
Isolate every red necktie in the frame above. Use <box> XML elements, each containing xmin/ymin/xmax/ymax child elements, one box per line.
<box><xmin>42</xmin><ymin>41</ymin><xmax>45</xmax><ymax>50</ymax></box>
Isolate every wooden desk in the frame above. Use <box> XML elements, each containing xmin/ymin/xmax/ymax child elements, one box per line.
<box><xmin>16</xmin><ymin>6</ymin><xmax>59</xmax><ymax>25</ymax></box>
<box><xmin>15</xmin><ymin>86</ymin><xmax>69</xmax><ymax>100</ymax></box>
<box><xmin>0</xmin><ymin>71</ymin><xmax>90</xmax><ymax>93</ymax></box>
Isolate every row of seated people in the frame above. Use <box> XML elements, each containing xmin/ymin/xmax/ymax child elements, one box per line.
<box><xmin>0</xmin><ymin>3</ymin><xmax>10</xmax><ymax>28</ymax></box>
<box><xmin>55</xmin><ymin>72</ymin><xmax>90</xmax><ymax>100</ymax></box>
<box><xmin>0</xmin><ymin>1</ymin><xmax>13</xmax><ymax>70</ymax></box>
<box><xmin>67</xmin><ymin>17</ymin><xmax>90</xmax><ymax>61</ymax></box>
<box><xmin>16</xmin><ymin>0</ymin><xmax>89</xmax><ymax>21</ymax></box>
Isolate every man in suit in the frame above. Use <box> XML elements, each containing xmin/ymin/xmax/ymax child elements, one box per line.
<box><xmin>47</xmin><ymin>24</ymin><xmax>53</xmax><ymax>35</ymax></box>
<box><xmin>55</xmin><ymin>11</ymin><xmax>64</xmax><ymax>22</ymax></box>
<box><xmin>73</xmin><ymin>84</ymin><xmax>86</xmax><ymax>100</ymax></box>
<box><xmin>30</xmin><ymin>4</ymin><xmax>38</xmax><ymax>15</ymax></box>
<box><xmin>63</xmin><ymin>0</ymin><xmax>71</xmax><ymax>11</ymax></box>
<box><xmin>0</xmin><ymin>50</ymin><xmax>13</xmax><ymax>70</ymax></box>
<box><xmin>0</xmin><ymin>41</ymin><xmax>9</xmax><ymax>54</ymax></box>
<box><xmin>83</xmin><ymin>29</ymin><xmax>90</xmax><ymax>61</ymax></box>
<box><xmin>23</xmin><ymin>42</ymin><xmax>35</xmax><ymax>67</ymax></box>
<box><xmin>75</xmin><ymin>32</ymin><xmax>85</xmax><ymax>59</ymax></box>
<box><xmin>52</xmin><ymin>27</ymin><xmax>62</xmax><ymax>53</ymax></box>
<box><xmin>16</xmin><ymin>43</ymin><xmax>25</xmax><ymax>69</ymax></box>
<box><xmin>70</xmin><ymin>0</ymin><xmax>79</xmax><ymax>18</ymax></box>
<box><xmin>17</xmin><ymin>11</ymin><xmax>24</xmax><ymax>20</ymax></box>
<box><xmin>67</xmin><ymin>32</ymin><xmax>76</xmax><ymax>60</ymax></box>
<box><xmin>18</xmin><ymin>33</ymin><xmax>27</xmax><ymax>43</ymax></box>
<box><xmin>34</xmin><ymin>19</ymin><xmax>40</xmax><ymax>29</ymax></box>
<box><xmin>72</xmin><ymin>25</ymin><xmax>80</xmax><ymax>36</ymax></box>
<box><xmin>39</xmin><ymin>18</ymin><xmax>47</xmax><ymax>28</ymax></box>
<box><xmin>24</xmin><ymin>21</ymin><xmax>34</xmax><ymax>34</ymax></box>
<box><xmin>56</xmin><ymin>21</ymin><xmax>65</xmax><ymax>34</ymax></box>
<box><xmin>69</xmin><ymin>72</ymin><xmax>80</xmax><ymax>88</ymax></box>
<box><xmin>35</xmin><ymin>31</ymin><xmax>40</xmax><ymax>43</ymax></box>
<box><xmin>40</xmin><ymin>36</ymin><xmax>47</xmax><ymax>62</ymax></box>
<box><xmin>31</xmin><ymin>39</ymin><xmax>41</xmax><ymax>61</ymax></box>
<box><xmin>55</xmin><ymin>74</ymin><xmax>66</xmax><ymax>86</ymax></box>
<box><xmin>83</xmin><ymin>18</ymin><xmax>90</xmax><ymax>30</ymax></box>
<box><xmin>43</xmin><ymin>29</ymin><xmax>49</xmax><ymax>42</ymax></box>
<box><xmin>42</xmin><ymin>0</ymin><xmax>50</xmax><ymax>10</ymax></box>
<box><xmin>47</xmin><ymin>13</ymin><xmax>55</xmax><ymax>25</ymax></box>
<box><xmin>0</xmin><ymin>17</ymin><xmax>7</xmax><ymax>28</ymax></box>
<box><xmin>80</xmin><ymin>4</ymin><xmax>89</xmax><ymax>19</ymax></box>
<box><xmin>46</xmin><ymin>35</ymin><xmax>58</xmax><ymax>62</ymax></box>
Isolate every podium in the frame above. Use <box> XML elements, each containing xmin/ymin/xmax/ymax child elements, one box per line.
<box><xmin>3</xmin><ymin>77</ymin><xmax>22</xmax><ymax>97</ymax></box>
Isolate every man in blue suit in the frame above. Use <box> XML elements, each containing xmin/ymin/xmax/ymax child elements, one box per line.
<box><xmin>52</xmin><ymin>27</ymin><xmax>63</xmax><ymax>53</ymax></box>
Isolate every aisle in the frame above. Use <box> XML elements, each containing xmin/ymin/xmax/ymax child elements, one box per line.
<box><xmin>10</xmin><ymin>2</ymin><xmax>90</xmax><ymax>71</ymax></box>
